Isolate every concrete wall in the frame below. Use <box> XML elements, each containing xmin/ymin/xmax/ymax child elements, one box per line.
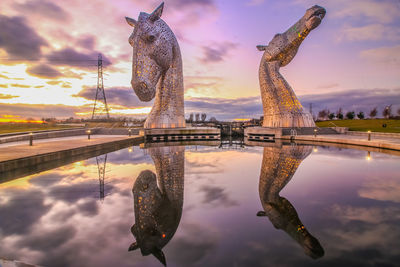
<box><xmin>0</xmin><ymin>127</ymin><xmax>85</xmax><ymax>138</ymax></box>
<box><xmin>0</xmin><ymin>127</ymin><xmax>141</xmax><ymax>144</ymax></box>
<box><xmin>0</xmin><ymin>128</ymin><xmax>95</xmax><ymax>144</ymax></box>
<box><xmin>96</xmin><ymin>128</ymin><xmax>140</xmax><ymax>135</ymax></box>
<box><xmin>345</xmin><ymin>131</ymin><xmax>400</xmax><ymax>138</ymax></box>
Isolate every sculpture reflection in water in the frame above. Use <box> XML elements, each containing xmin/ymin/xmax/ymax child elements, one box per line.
<box><xmin>129</xmin><ymin>145</ymin><xmax>184</xmax><ymax>266</ymax></box>
<box><xmin>257</xmin><ymin>142</ymin><xmax>324</xmax><ymax>259</ymax></box>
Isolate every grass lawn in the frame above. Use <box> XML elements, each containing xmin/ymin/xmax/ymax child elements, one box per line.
<box><xmin>0</xmin><ymin>123</ymin><xmax>83</xmax><ymax>134</ymax></box>
<box><xmin>316</xmin><ymin>119</ymin><xmax>400</xmax><ymax>133</ymax></box>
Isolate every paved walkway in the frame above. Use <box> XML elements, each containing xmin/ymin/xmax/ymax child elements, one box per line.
<box><xmin>284</xmin><ymin>134</ymin><xmax>400</xmax><ymax>151</ymax></box>
<box><xmin>0</xmin><ymin>135</ymin><xmax>142</xmax><ymax>163</ymax></box>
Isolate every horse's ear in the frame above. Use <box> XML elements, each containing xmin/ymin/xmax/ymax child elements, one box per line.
<box><xmin>126</xmin><ymin>17</ymin><xmax>137</xmax><ymax>27</ymax></box>
<box><xmin>152</xmin><ymin>248</ymin><xmax>166</xmax><ymax>266</ymax></box>
<box><xmin>128</xmin><ymin>242</ymin><xmax>139</xmax><ymax>251</ymax></box>
<box><xmin>149</xmin><ymin>2</ymin><xmax>164</xmax><ymax>22</ymax></box>
<box><xmin>257</xmin><ymin>211</ymin><xmax>267</xmax><ymax>216</ymax></box>
<box><xmin>256</xmin><ymin>45</ymin><xmax>267</xmax><ymax>51</ymax></box>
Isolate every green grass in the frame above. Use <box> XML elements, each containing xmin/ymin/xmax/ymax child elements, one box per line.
<box><xmin>0</xmin><ymin>123</ymin><xmax>82</xmax><ymax>134</ymax></box>
<box><xmin>316</xmin><ymin>119</ymin><xmax>400</xmax><ymax>133</ymax></box>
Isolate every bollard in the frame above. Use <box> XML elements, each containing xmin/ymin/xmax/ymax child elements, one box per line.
<box><xmin>367</xmin><ymin>130</ymin><xmax>371</xmax><ymax>141</ymax></box>
<box><xmin>29</xmin><ymin>132</ymin><xmax>33</xmax><ymax>146</ymax></box>
<box><xmin>128</xmin><ymin>129</ymin><xmax>132</xmax><ymax>137</ymax></box>
<box><xmin>87</xmin><ymin>129</ymin><xmax>91</xmax><ymax>140</ymax></box>
<box><xmin>314</xmin><ymin>129</ymin><xmax>317</xmax><ymax>138</ymax></box>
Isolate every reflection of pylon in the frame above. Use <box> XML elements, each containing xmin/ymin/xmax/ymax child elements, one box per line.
<box><xmin>96</xmin><ymin>154</ymin><xmax>108</xmax><ymax>201</ymax></box>
<box><xmin>92</xmin><ymin>54</ymin><xmax>110</xmax><ymax>120</ymax></box>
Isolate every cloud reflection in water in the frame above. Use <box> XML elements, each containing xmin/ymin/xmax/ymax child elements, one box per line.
<box><xmin>0</xmin><ymin>145</ymin><xmax>399</xmax><ymax>266</ymax></box>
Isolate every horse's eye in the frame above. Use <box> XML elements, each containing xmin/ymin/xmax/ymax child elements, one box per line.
<box><xmin>147</xmin><ymin>35</ymin><xmax>156</xmax><ymax>43</ymax></box>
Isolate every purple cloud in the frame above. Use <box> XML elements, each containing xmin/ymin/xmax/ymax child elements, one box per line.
<box><xmin>76</xmin><ymin>86</ymin><xmax>152</xmax><ymax>107</ymax></box>
<box><xmin>200</xmin><ymin>42</ymin><xmax>238</xmax><ymax>64</ymax></box>
<box><xmin>76</xmin><ymin>35</ymin><xmax>96</xmax><ymax>50</ymax></box>
<box><xmin>45</xmin><ymin>48</ymin><xmax>112</xmax><ymax>68</ymax></box>
<box><xmin>0</xmin><ymin>15</ymin><xmax>47</xmax><ymax>60</ymax></box>
<box><xmin>26</xmin><ymin>64</ymin><xmax>63</xmax><ymax>79</ymax></box>
<box><xmin>12</xmin><ymin>0</ymin><xmax>70</xmax><ymax>22</ymax></box>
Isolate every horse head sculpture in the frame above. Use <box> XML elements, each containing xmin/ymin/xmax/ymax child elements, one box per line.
<box><xmin>126</xmin><ymin>3</ymin><xmax>185</xmax><ymax>129</ymax></box>
<box><xmin>257</xmin><ymin>142</ymin><xmax>324</xmax><ymax>259</ymax></box>
<box><xmin>129</xmin><ymin>146</ymin><xmax>184</xmax><ymax>266</ymax></box>
<box><xmin>256</xmin><ymin>5</ymin><xmax>326</xmax><ymax>128</ymax></box>
<box><xmin>257</xmin><ymin>5</ymin><xmax>326</xmax><ymax>66</ymax></box>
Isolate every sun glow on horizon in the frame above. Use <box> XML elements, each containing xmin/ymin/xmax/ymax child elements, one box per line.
<box><xmin>75</xmin><ymin>106</ymin><xmax>151</xmax><ymax>117</ymax></box>
<box><xmin>0</xmin><ymin>115</ymin><xmax>44</xmax><ymax>123</ymax></box>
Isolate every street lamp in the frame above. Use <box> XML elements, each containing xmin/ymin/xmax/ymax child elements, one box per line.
<box><xmin>29</xmin><ymin>132</ymin><xmax>33</xmax><ymax>146</ymax></box>
<box><xmin>128</xmin><ymin>128</ymin><xmax>132</xmax><ymax>137</ymax></box>
<box><xmin>87</xmin><ymin>129</ymin><xmax>91</xmax><ymax>140</ymax></box>
<box><xmin>367</xmin><ymin>130</ymin><xmax>371</xmax><ymax>141</ymax></box>
<box><xmin>314</xmin><ymin>128</ymin><xmax>317</xmax><ymax>137</ymax></box>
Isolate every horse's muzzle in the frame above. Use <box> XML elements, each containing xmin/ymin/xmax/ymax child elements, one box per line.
<box><xmin>132</xmin><ymin>80</ymin><xmax>156</xmax><ymax>102</ymax></box>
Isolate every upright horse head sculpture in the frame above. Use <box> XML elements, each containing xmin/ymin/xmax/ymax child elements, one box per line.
<box><xmin>126</xmin><ymin>3</ymin><xmax>185</xmax><ymax>129</ymax></box>
<box><xmin>129</xmin><ymin>146</ymin><xmax>184</xmax><ymax>266</ymax></box>
<box><xmin>257</xmin><ymin>5</ymin><xmax>326</xmax><ymax>128</ymax></box>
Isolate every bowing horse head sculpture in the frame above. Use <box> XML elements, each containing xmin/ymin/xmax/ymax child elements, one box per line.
<box><xmin>256</xmin><ymin>5</ymin><xmax>326</xmax><ymax>128</ymax></box>
<box><xmin>257</xmin><ymin>142</ymin><xmax>324</xmax><ymax>259</ymax></box>
<box><xmin>126</xmin><ymin>2</ymin><xmax>185</xmax><ymax>129</ymax></box>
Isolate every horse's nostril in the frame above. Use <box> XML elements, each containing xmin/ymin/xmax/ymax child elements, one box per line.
<box><xmin>140</xmin><ymin>82</ymin><xmax>148</xmax><ymax>90</ymax></box>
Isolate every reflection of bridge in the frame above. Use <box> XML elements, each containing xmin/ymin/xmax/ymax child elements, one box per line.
<box><xmin>219</xmin><ymin>138</ymin><xmax>244</xmax><ymax>149</ymax></box>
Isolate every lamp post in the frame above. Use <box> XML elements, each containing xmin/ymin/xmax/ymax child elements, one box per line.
<box><xmin>314</xmin><ymin>128</ymin><xmax>317</xmax><ymax>138</ymax></box>
<box><xmin>87</xmin><ymin>129</ymin><xmax>91</xmax><ymax>140</ymax></box>
<box><xmin>367</xmin><ymin>130</ymin><xmax>371</xmax><ymax>141</ymax></box>
<box><xmin>366</xmin><ymin>151</ymin><xmax>371</xmax><ymax>161</ymax></box>
<box><xmin>29</xmin><ymin>132</ymin><xmax>33</xmax><ymax>146</ymax></box>
<box><xmin>128</xmin><ymin>128</ymin><xmax>132</xmax><ymax>137</ymax></box>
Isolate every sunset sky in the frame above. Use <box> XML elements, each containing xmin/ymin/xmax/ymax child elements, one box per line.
<box><xmin>0</xmin><ymin>0</ymin><xmax>399</xmax><ymax>121</ymax></box>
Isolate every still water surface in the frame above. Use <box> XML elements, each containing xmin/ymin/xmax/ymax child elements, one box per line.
<box><xmin>0</xmin><ymin>142</ymin><xmax>399</xmax><ymax>267</ymax></box>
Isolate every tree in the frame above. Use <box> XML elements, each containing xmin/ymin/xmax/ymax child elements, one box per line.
<box><xmin>188</xmin><ymin>113</ymin><xmax>193</xmax><ymax>122</ymax></box>
<box><xmin>383</xmin><ymin>105</ymin><xmax>392</xmax><ymax>119</ymax></box>
<box><xmin>369</xmin><ymin>107</ymin><xmax>377</xmax><ymax>118</ymax></box>
<box><xmin>357</xmin><ymin>111</ymin><xmax>365</xmax><ymax>119</ymax></box>
<box><xmin>195</xmin><ymin>113</ymin><xmax>200</xmax><ymax>122</ymax></box>
<box><xmin>328</xmin><ymin>113</ymin><xmax>335</xmax><ymax>120</ymax></box>
<box><xmin>318</xmin><ymin>109</ymin><xmax>329</xmax><ymax>120</ymax></box>
<box><xmin>346</xmin><ymin>111</ymin><xmax>355</xmax><ymax>119</ymax></box>
<box><xmin>397</xmin><ymin>108</ymin><xmax>400</xmax><ymax>116</ymax></box>
<box><xmin>201</xmin><ymin>113</ymin><xmax>207</xmax><ymax>122</ymax></box>
<box><xmin>336</xmin><ymin>108</ymin><xmax>344</xmax><ymax>119</ymax></box>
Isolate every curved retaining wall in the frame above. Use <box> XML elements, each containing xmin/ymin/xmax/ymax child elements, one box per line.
<box><xmin>0</xmin><ymin>128</ymin><xmax>141</xmax><ymax>144</ymax></box>
<box><xmin>0</xmin><ymin>128</ymin><xmax>95</xmax><ymax>144</ymax></box>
